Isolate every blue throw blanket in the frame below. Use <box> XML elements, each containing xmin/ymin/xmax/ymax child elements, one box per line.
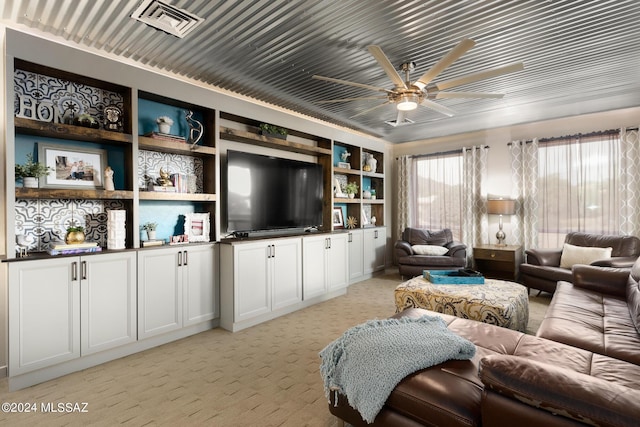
<box><xmin>319</xmin><ymin>315</ymin><xmax>476</xmax><ymax>423</ymax></box>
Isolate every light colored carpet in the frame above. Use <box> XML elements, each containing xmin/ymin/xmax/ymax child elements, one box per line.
<box><xmin>0</xmin><ymin>270</ymin><xmax>550</xmax><ymax>426</ymax></box>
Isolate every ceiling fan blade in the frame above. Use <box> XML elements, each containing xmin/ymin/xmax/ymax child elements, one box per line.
<box><xmin>435</xmin><ymin>92</ymin><xmax>504</xmax><ymax>99</ymax></box>
<box><xmin>420</xmin><ymin>99</ymin><xmax>455</xmax><ymax>117</ymax></box>
<box><xmin>314</xmin><ymin>96</ymin><xmax>388</xmax><ymax>104</ymax></box>
<box><xmin>414</xmin><ymin>38</ymin><xmax>476</xmax><ymax>89</ymax></box>
<box><xmin>312</xmin><ymin>75</ymin><xmax>392</xmax><ymax>93</ymax></box>
<box><xmin>350</xmin><ymin>101</ymin><xmax>392</xmax><ymax>118</ymax></box>
<box><xmin>435</xmin><ymin>62</ymin><xmax>524</xmax><ymax>91</ymax></box>
<box><xmin>367</xmin><ymin>45</ymin><xmax>408</xmax><ymax>89</ymax></box>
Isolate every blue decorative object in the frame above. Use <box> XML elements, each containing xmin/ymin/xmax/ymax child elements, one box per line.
<box><xmin>424</xmin><ymin>270</ymin><xmax>485</xmax><ymax>284</ymax></box>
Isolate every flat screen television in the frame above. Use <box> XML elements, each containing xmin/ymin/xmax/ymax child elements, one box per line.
<box><xmin>225</xmin><ymin>150</ymin><xmax>324</xmax><ymax>233</ymax></box>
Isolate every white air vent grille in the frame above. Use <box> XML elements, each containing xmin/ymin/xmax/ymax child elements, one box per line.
<box><xmin>385</xmin><ymin>118</ymin><xmax>415</xmax><ymax>127</ymax></box>
<box><xmin>131</xmin><ymin>0</ymin><xmax>204</xmax><ymax>38</ymax></box>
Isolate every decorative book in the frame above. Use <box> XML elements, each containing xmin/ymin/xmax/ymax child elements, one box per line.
<box><xmin>141</xmin><ymin>239</ymin><xmax>164</xmax><ymax>247</ymax></box>
<box><xmin>52</xmin><ymin>242</ymin><xmax>98</xmax><ymax>250</ymax></box>
<box><xmin>48</xmin><ymin>246</ymin><xmax>103</xmax><ymax>256</ymax></box>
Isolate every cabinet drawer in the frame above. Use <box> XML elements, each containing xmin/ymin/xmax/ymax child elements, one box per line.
<box><xmin>474</xmin><ymin>248</ymin><xmax>515</xmax><ymax>262</ymax></box>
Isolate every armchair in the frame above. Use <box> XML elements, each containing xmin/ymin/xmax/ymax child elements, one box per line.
<box><xmin>520</xmin><ymin>231</ymin><xmax>640</xmax><ymax>294</ymax></box>
<box><xmin>395</xmin><ymin>228</ymin><xmax>467</xmax><ymax>278</ymax></box>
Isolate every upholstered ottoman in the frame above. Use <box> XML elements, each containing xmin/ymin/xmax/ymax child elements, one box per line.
<box><xmin>395</xmin><ymin>275</ymin><xmax>529</xmax><ymax>332</ymax></box>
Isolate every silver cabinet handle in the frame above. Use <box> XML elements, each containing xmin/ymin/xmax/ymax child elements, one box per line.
<box><xmin>178</xmin><ymin>251</ymin><xmax>183</xmax><ymax>267</ymax></box>
<box><xmin>71</xmin><ymin>261</ymin><xmax>78</xmax><ymax>281</ymax></box>
<box><xmin>81</xmin><ymin>261</ymin><xmax>87</xmax><ymax>280</ymax></box>
<box><xmin>183</xmin><ymin>250</ymin><xmax>188</xmax><ymax>266</ymax></box>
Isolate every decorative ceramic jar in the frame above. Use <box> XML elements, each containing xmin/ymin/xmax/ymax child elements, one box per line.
<box><xmin>65</xmin><ymin>230</ymin><xmax>86</xmax><ymax>244</ymax></box>
<box><xmin>23</xmin><ymin>177</ymin><xmax>38</xmax><ymax>188</ymax></box>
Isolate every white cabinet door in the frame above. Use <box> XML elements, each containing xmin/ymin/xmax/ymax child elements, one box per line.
<box><xmin>364</xmin><ymin>228</ymin><xmax>387</xmax><ymax>274</ymax></box>
<box><xmin>271</xmin><ymin>239</ymin><xmax>302</xmax><ymax>310</ymax></box>
<box><xmin>234</xmin><ymin>242</ymin><xmax>271</xmax><ymax>322</ymax></box>
<box><xmin>302</xmin><ymin>235</ymin><xmax>328</xmax><ymax>300</ymax></box>
<box><xmin>138</xmin><ymin>248</ymin><xmax>182</xmax><ymax>339</ymax></box>
<box><xmin>348</xmin><ymin>230</ymin><xmax>364</xmax><ymax>281</ymax></box>
<box><xmin>327</xmin><ymin>234</ymin><xmax>349</xmax><ymax>291</ymax></box>
<box><xmin>182</xmin><ymin>244</ymin><xmax>217</xmax><ymax>327</ymax></box>
<box><xmin>81</xmin><ymin>252</ymin><xmax>137</xmax><ymax>355</ymax></box>
<box><xmin>9</xmin><ymin>258</ymin><xmax>80</xmax><ymax>375</ymax></box>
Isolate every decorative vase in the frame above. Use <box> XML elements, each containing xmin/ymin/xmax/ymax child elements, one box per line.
<box><xmin>363</xmin><ymin>190</ymin><xmax>371</xmax><ymax>199</ymax></box>
<box><xmin>348</xmin><ymin>193</ymin><xmax>355</xmax><ymax>199</ymax></box>
<box><xmin>23</xmin><ymin>177</ymin><xmax>38</xmax><ymax>188</ymax></box>
<box><xmin>366</xmin><ymin>155</ymin><xmax>378</xmax><ymax>173</ymax></box>
<box><xmin>158</xmin><ymin>123</ymin><xmax>171</xmax><ymax>134</ymax></box>
<box><xmin>65</xmin><ymin>230</ymin><xmax>86</xmax><ymax>244</ymax></box>
<box><xmin>147</xmin><ymin>230</ymin><xmax>157</xmax><ymax>240</ymax></box>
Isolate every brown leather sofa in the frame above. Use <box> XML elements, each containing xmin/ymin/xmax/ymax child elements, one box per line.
<box><xmin>327</xmin><ymin>259</ymin><xmax>640</xmax><ymax>426</ymax></box>
<box><xmin>395</xmin><ymin>228</ymin><xmax>467</xmax><ymax>278</ymax></box>
<box><xmin>520</xmin><ymin>231</ymin><xmax>640</xmax><ymax>294</ymax></box>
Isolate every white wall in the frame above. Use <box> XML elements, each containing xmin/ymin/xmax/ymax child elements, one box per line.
<box><xmin>391</xmin><ymin>106</ymin><xmax>640</xmax><ymax>245</ymax></box>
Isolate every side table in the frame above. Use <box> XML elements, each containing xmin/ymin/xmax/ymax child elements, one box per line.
<box><xmin>473</xmin><ymin>244</ymin><xmax>522</xmax><ymax>282</ymax></box>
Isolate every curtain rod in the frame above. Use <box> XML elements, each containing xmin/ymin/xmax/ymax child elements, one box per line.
<box><xmin>397</xmin><ymin>145</ymin><xmax>489</xmax><ymax>160</ymax></box>
<box><xmin>513</xmin><ymin>127</ymin><xmax>639</xmax><ymax>145</ymax></box>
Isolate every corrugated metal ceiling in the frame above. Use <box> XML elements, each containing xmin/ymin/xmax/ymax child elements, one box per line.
<box><xmin>3</xmin><ymin>0</ymin><xmax>640</xmax><ymax>143</ymax></box>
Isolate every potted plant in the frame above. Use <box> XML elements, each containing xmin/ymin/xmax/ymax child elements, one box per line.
<box><xmin>15</xmin><ymin>153</ymin><xmax>53</xmax><ymax>188</ymax></box>
<box><xmin>65</xmin><ymin>225</ymin><xmax>86</xmax><ymax>245</ymax></box>
<box><xmin>142</xmin><ymin>222</ymin><xmax>158</xmax><ymax>240</ymax></box>
<box><xmin>345</xmin><ymin>182</ymin><xmax>359</xmax><ymax>199</ymax></box>
<box><xmin>156</xmin><ymin>116</ymin><xmax>174</xmax><ymax>134</ymax></box>
<box><xmin>259</xmin><ymin>123</ymin><xmax>288</xmax><ymax>140</ymax></box>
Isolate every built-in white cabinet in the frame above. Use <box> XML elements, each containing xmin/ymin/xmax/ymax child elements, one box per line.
<box><xmin>138</xmin><ymin>244</ymin><xmax>216</xmax><ymax>339</ymax></box>
<box><xmin>348</xmin><ymin>229</ymin><xmax>364</xmax><ymax>282</ymax></box>
<box><xmin>220</xmin><ymin>238</ymin><xmax>302</xmax><ymax>331</ymax></box>
<box><xmin>81</xmin><ymin>252</ymin><xmax>137</xmax><ymax>356</ymax></box>
<box><xmin>302</xmin><ymin>234</ymin><xmax>349</xmax><ymax>299</ymax></box>
<box><xmin>364</xmin><ymin>227</ymin><xmax>387</xmax><ymax>274</ymax></box>
<box><xmin>8</xmin><ymin>252</ymin><xmax>136</xmax><ymax>375</ymax></box>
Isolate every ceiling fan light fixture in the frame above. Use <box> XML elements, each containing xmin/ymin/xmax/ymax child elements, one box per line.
<box><xmin>397</xmin><ymin>94</ymin><xmax>419</xmax><ymax>111</ymax></box>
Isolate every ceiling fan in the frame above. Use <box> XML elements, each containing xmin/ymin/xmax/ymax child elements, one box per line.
<box><xmin>312</xmin><ymin>39</ymin><xmax>524</xmax><ymax>125</ymax></box>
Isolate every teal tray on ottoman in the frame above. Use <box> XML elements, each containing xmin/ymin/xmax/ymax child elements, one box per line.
<box><xmin>424</xmin><ymin>269</ymin><xmax>485</xmax><ymax>285</ymax></box>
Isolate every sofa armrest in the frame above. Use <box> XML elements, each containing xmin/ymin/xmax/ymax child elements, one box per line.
<box><xmin>479</xmin><ymin>355</ymin><xmax>640</xmax><ymax>427</ymax></box>
<box><xmin>524</xmin><ymin>248</ymin><xmax>562</xmax><ymax>266</ymax></box>
<box><xmin>445</xmin><ymin>241</ymin><xmax>466</xmax><ymax>259</ymax></box>
<box><xmin>571</xmin><ymin>264</ymin><xmax>629</xmax><ymax>297</ymax></box>
<box><xmin>591</xmin><ymin>256</ymin><xmax>638</xmax><ymax>268</ymax></box>
<box><xmin>394</xmin><ymin>240</ymin><xmax>413</xmax><ymax>258</ymax></box>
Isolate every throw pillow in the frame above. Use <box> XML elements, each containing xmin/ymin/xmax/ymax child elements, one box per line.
<box><xmin>411</xmin><ymin>245</ymin><xmax>449</xmax><ymax>256</ymax></box>
<box><xmin>559</xmin><ymin>243</ymin><xmax>613</xmax><ymax>269</ymax></box>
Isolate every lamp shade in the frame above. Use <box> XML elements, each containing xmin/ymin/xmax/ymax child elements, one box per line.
<box><xmin>487</xmin><ymin>198</ymin><xmax>516</xmax><ymax>215</ymax></box>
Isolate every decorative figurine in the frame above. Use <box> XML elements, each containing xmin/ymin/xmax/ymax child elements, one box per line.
<box><xmin>341</xmin><ymin>150</ymin><xmax>351</xmax><ymax>162</ymax></box>
<box><xmin>103</xmin><ymin>104</ymin><xmax>123</xmax><ymax>131</ymax></box>
<box><xmin>16</xmin><ymin>233</ymin><xmax>35</xmax><ymax>257</ymax></box>
<box><xmin>334</xmin><ymin>178</ymin><xmax>345</xmax><ymax>197</ymax></box>
<box><xmin>185</xmin><ymin>110</ymin><xmax>204</xmax><ymax>148</ymax></box>
<box><xmin>157</xmin><ymin>116</ymin><xmax>174</xmax><ymax>134</ymax></box>
<box><xmin>156</xmin><ymin>168</ymin><xmax>174</xmax><ymax>187</ymax></box>
<box><xmin>104</xmin><ymin>166</ymin><xmax>115</xmax><ymax>191</ymax></box>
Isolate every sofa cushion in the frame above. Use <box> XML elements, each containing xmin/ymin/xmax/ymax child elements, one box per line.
<box><xmin>566</xmin><ymin>232</ymin><xmax>640</xmax><ymax>257</ymax></box>
<box><xmin>398</xmin><ymin>255</ymin><xmax>466</xmax><ymax>268</ymax></box>
<box><xmin>537</xmin><ymin>281</ymin><xmax>640</xmax><ymax>365</ymax></box>
<box><xmin>559</xmin><ymin>243</ymin><xmax>612</xmax><ymax>268</ymax></box>
<box><xmin>411</xmin><ymin>244</ymin><xmax>449</xmax><ymax>256</ymax></box>
<box><xmin>403</xmin><ymin>228</ymin><xmax>453</xmax><ymax>247</ymax></box>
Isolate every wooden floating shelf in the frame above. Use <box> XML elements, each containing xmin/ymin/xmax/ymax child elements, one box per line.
<box><xmin>362</xmin><ymin>171</ymin><xmax>384</xmax><ymax>179</ymax></box>
<box><xmin>139</xmin><ymin>192</ymin><xmax>216</xmax><ymax>202</ymax></box>
<box><xmin>16</xmin><ymin>188</ymin><xmax>134</xmax><ymax>200</ymax></box>
<box><xmin>363</xmin><ymin>199</ymin><xmax>384</xmax><ymax>204</ymax></box>
<box><xmin>334</xmin><ymin>197</ymin><xmax>361</xmax><ymax>204</ymax></box>
<box><xmin>15</xmin><ymin>117</ymin><xmax>133</xmax><ymax>144</ymax></box>
<box><xmin>334</xmin><ymin>167</ymin><xmax>361</xmax><ymax>175</ymax></box>
<box><xmin>138</xmin><ymin>136</ymin><xmax>216</xmax><ymax>156</ymax></box>
<box><xmin>219</xmin><ymin>126</ymin><xmax>331</xmax><ymax>156</ymax></box>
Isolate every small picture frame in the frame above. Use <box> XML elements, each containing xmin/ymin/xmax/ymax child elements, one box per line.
<box><xmin>337</xmin><ymin>162</ymin><xmax>351</xmax><ymax>169</ymax></box>
<box><xmin>333</xmin><ymin>207</ymin><xmax>344</xmax><ymax>228</ymax></box>
<box><xmin>184</xmin><ymin>213</ymin><xmax>210</xmax><ymax>242</ymax></box>
<box><xmin>38</xmin><ymin>142</ymin><xmax>107</xmax><ymax>189</ymax></box>
<box><xmin>362</xmin><ymin>208</ymin><xmax>369</xmax><ymax>226</ymax></box>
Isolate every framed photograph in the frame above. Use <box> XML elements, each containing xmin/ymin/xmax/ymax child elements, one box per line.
<box><xmin>333</xmin><ymin>207</ymin><xmax>344</xmax><ymax>228</ymax></box>
<box><xmin>184</xmin><ymin>213</ymin><xmax>210</xmax><ymax>242</ymax></box>
<box><xmin>38</xmin><ymin>142</ymin><xmax>107</xmax><ymax>189</ymax></box>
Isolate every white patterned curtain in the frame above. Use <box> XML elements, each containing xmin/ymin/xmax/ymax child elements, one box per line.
<box><xmin>619</xmin><ymin>127</ymin><xmax>640</xmax><ymax>236</ymax></box>
<box><xmin>509</xmin><ymin>139</ymin><xmax>539</xmax><ymax>251</ymax></box>
<box><xmin>461</xmin><ymin>146</ymin><xmax>489</xmax><ymax>262</ymax></box>
<box><xmin>396</xmin><ymin>155</ymin><xmax>414</xmax><ymax>239</ymax></box>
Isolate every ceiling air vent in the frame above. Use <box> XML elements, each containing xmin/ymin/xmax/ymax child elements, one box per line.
<box><xmin>131</xmin><ymin>0</ymin><xmax>204</xmax><ymax>38</ymax></box>
<box><xmin>385</xmin><ymin>118</ymin><xmax>415</xmax><ymax>127</ymax></box>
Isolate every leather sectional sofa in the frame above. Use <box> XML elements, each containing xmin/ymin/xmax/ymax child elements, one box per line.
<box><xmin>328</xmin><ymin>260</ymin><xmax>640</xmax><ymax>426</ymax></box>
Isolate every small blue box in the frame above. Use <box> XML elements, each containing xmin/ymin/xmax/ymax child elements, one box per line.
<box><xmin>424</xmin><ymin>270</ymin><xmax>485</xmax><ymax>285</ymax></box>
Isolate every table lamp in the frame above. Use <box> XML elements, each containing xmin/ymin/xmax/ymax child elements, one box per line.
<box><xmin>487</xmin><ymin>198</ymin><xmax>516</xmax><ymax>246</ymax></box>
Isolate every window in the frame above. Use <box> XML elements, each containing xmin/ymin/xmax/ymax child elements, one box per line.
<box><xmin>412</xmin><ymin>152</ymin><xmax>463</xmax><ymax>239</ymax></box>
<box><xmin>538</xmin><ymin>132</ymin><xmax>619</xmax><ymax>248</ymax></box>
